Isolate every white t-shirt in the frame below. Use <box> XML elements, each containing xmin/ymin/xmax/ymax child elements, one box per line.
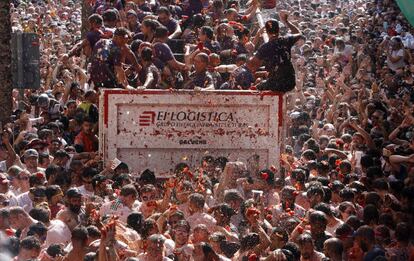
<box><xmin>45</xmin><ymin>219</ymin><xmax>72</xmax><ymax>248</ymax></box>
<box><xmin>76</xmin><ymin>185</ymin><xmax>94</xmax><ymax>198</ymax></box>
<box><xmin>99</xmin><ymin>199</ymin><xmax>141</xmax><ymax>224</ymax></box>
<box><xmin>334</xmin><ymin>45</ymin><xmax>353</xmax><ymax>65</ymax></box>
<box><xmin>0</xmin><ymin>161</ymin><xmax>7</xmax><ymax>172</ymax></box>
<box><xmin>326</xmin><ymin>218</ymin><xmax>344</xmax><ymax>235</ymax></box>
<box><xmin>4</xmin><ymin>190</ymin><xmax>18</xmax><ymax>207</ymax></box>
<box><xmin>17</xmin><ymin>192</ymin><xmax>33</xmax><ymax>213</ymax></box>
<box><xmin>186</xmin><ymin>212</ymin><xmax>216</xmax><ymax>231</ymax></box>
<box><xmin>164</xmin><ymin>239</ymin><xmax>176</xmax><ymax>256</ymax></box>
<box><xmin>387</xmin><ymin>49</ymin><xmax>405</xmax><ymax>72</ymax></box>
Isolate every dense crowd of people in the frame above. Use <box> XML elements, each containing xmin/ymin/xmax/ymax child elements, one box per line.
<box><xmin>1</xmin><ymin>0</ymin><xmax>414</xmax><ymax>260</ymax></box>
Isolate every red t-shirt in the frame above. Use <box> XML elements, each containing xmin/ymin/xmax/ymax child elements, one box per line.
<box><xmin>74</xmin><ymin>131</ymin><xmax>97</xmax><ymax>152</ymax></box>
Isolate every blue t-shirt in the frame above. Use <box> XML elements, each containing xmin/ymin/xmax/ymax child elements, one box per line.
<box><xmin>153</xmin><ymin>42</ymin><xmax>175</xmax><ymax>69</ymax></box>
<box><xmin>364</xmin><ymin>246</ymin><xmax>385</xmax><ymax>261</ymax></box>
<box><xmin>184</xmin><ymin>71</ymin><xmax>214</xmax><ymax>89</ymax></box>
<box><xmin>86</xmin><ymin>30</ymin><xmax>102</xmax><ymax>48</ymax></box>
<box><xmin>204</xmin><ymin>40</ymin><xmax>221</xmax><ymax>54</ymax></box>
<box><xmin>159</xmin><ymin>18</ymin><xmax>179</xmax><ymax>36</ymax></box>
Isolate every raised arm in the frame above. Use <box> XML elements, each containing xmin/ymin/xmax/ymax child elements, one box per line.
<box><xmin>349</xmin><ymin>121</ymin><xmax>376</xmax><ymax>150</ymax></box>
<box><xmin>279</xmin><ymin>10</ymin><xmax>300</xmax><ymax>35</ymax></box>
<box><xmin>169</xmin><ymin>24</ymin><xmax>182</xmax><ymax>40</ymax></box>
<box><xmin>2</xmin><ymin>131</ymin><xmax>17</xmax><ymax>169</ymax></box>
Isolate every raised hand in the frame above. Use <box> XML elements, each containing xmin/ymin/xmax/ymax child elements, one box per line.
<box><xmin>279</xmin><ymin>10</ymin><xmax>289</xmax><ymax>23</ymax></box>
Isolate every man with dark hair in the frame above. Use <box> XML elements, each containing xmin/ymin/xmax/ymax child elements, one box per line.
<box><xmin>91</xmin><ymin>174</ymin><xmax>110</xmax><ymax>198</ymax></box>
<box><xmin>334</xmin><ymin>223</ymin><xmax>354</xmax><ymax>258</ymax></box>
<box><xmin>53</xmin><ymin>150</ymin><xmax>71</xmax><ymax>169</ymax></box>
<box><xmin>153</xmin><ymin>25</ymin><xmax>189</xmax><ymax>72</ymax></box>
<box><xmin>354</xmin><ymin>225</ymin><xmax>385</xmax><ymax>261</ymax></box>
<box><xmin>16</xmin><ymin>236</ymin><xmax>41</xmax><ymax>260</ymax></box>
<box><xmin>27</xmin><ymin>222</ymin><xmax>48</xmax><ymax>244</ymax></box>
<box><xmin>78</xmin><ymin>90</ymin><xmax>99</xmax><ymax>124</ymax></box>
<box><xmin>247</xmin><ymin>11</ymin><xmax>303</xmax><ymax>92</ymax></box>
<box><xmin>272</xmin><ymin>186</ymin><xmax>306</xmax><ymax>225</ymax></box>
<box><xmin>308</xmin><ymin>210</ymin><xmax>332</xmax><ymax>252</ymax></box>
<box><xmin>183</xmin><ymin>53</ymin><xmax>215</xmax><ymax>90</ymax></box>
<box><xmin>99</xmin><ymin>184</ymin><xmax>139</xmax><ymax>223</ymax></box>
<box><xmin>269</xmin><ymin>227</ymin><xmax>289</xmax><ymax>251</ymax></box>
<box><xmin>65</xmin><ymin>226</ymin><xmax>89</xmax><ymax>261</ymax></box>
<box><xmin>137</xmin><ymin>47</ymin><xmax>160</xmax><ymax>89</ymax></box>
<box><xmin>307</xmin><ymin>185</ymin><xmax>325</xmax><ymax>208</ymax></box>
<box><xmin>157</xmin><ymin>6</ymin><xmax>181</xmax><ymax>39</ymax></box>
<box><xmin>137</xmin><ymin>234</ymin><xmax>171</xmax><ymax>260</ymax></box>
<box><xmin>102</xmin><ymin>9</ymin><xmax>120</xmax><ymax>30</ymax></box>
<box><xmin>138</xmin><ymin>184</ymin><xmax>159</xmax><ymax>218</ymax></box>
<box><xmin>199</xmin><ymin>26</ymin><xmax>221</xmax><ymax>54</ymax></box>
<box><xmin>363</xmin><ymin>204</ymin><xmax>380</xmax><ymax>227</ymax></box>
<box><xmin>56</xmin><ymin>188</ymin><xmax>83</xmax><ymax>232</ymax></box>
<box><xmin>9</xmin><ymin>206</ymin><xmax>36</xmax><ymax>239</ymax></box>
<box><xmin>186</xmin><ymin>193</ymin><xmax>216</xmax><ymax>230</ymax></box>
<box><xmin>29</xmin><ymin>207</ymin><xmax>50</xmax><ymax>224</ymax></box>
<box><xmin>114</xmin><ymin>162</ymin><xmax>130</xmax><ymax>175</ymax></box>
<box><xmin>138</xmin><ymin>169</ymin><xmax>156</xmax><ymax>185</ymax></box>
<box><xmin>127</xmin><ymin>212</ymin><xmax>144</xmax><ymax>234</ymax></box>
<box><xmin>297</xmin><ymin>233</ymin><xmax>326</xmax><ymax>260</ymax></box>
<box><xmin>386</xmin><ymin>222</ymin><xmax>410</xmax><ymax>260</ymax></box>
<box><xmin>223</xmin><ymin>189</ymin><xmax>243</xmax><ymax>227</ymax></box>
<box><xmin>126</xmin><ymin>10</ymin><xmax>141</xmax><ymax>34</ymax></box>
<box><xmin>314</xmin><ymin>202</ymin><xmax>343</xmax><ymax>235</ymax></box>
<box><xmin>74</xmin><ymin>117</ymin><xmax>99</xmax><ymax>153</ymax></box>
<box><xmin>77</xmin><ymin>167</ymin><xmax>98</xmax><ymax>198</ymax></box>
<box><xmin>170</xmin><ymin>220</ymin><xmax>192</xmax><ymax>259</ymax></box>
<box><xmin>323</xmin><ymin>238</ymin><xmax>343</xmax><ymax>261</ymax></box>
<box><xmin>90</xmin><ymin>27</ymin><xmax>140</xmax><ymax>89</ymax></box>
<box><xmin>66</xmin><ymin>14</ymin><xmax>105</xmax><ymax>59</ymax></box>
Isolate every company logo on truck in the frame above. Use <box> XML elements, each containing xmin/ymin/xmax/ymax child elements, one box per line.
<box><xmin>139</xmin><ymin>110</ymin><xmax>242</xmax><ymax>128</ymax></box>
<box><xmin>139</xmin><ymin>111</ymin><xmax>156</xmax><ymax>126</ymax></box>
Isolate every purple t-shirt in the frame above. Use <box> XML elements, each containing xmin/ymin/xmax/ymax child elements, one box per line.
<box><xmin>86</xmin><ymin>30</ymin><xmax>102</xmax><ymax>48</ymax></box>
<box><xmin>184</xmin><ymin>71</ymin><xmax>214</xmax><ymax>89</ymax></box>
<box><xmin>153</xmin><ymin>42</ymin><xmax>174</xmax><ymax>69</ymax></box>
<box><xmin>204</xmin><ymin>40</ymin><xmax>221</xmax><ymax>54</ymax></box>
<box><xmin>234</xmin><ymin>65</ymin><xmax>254</xmax><ymax>89</ymax></box>
<box><xmin>159</xmin><ymin>18</ymin><xmax>179</xmax><ymax>35</ymax></box>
